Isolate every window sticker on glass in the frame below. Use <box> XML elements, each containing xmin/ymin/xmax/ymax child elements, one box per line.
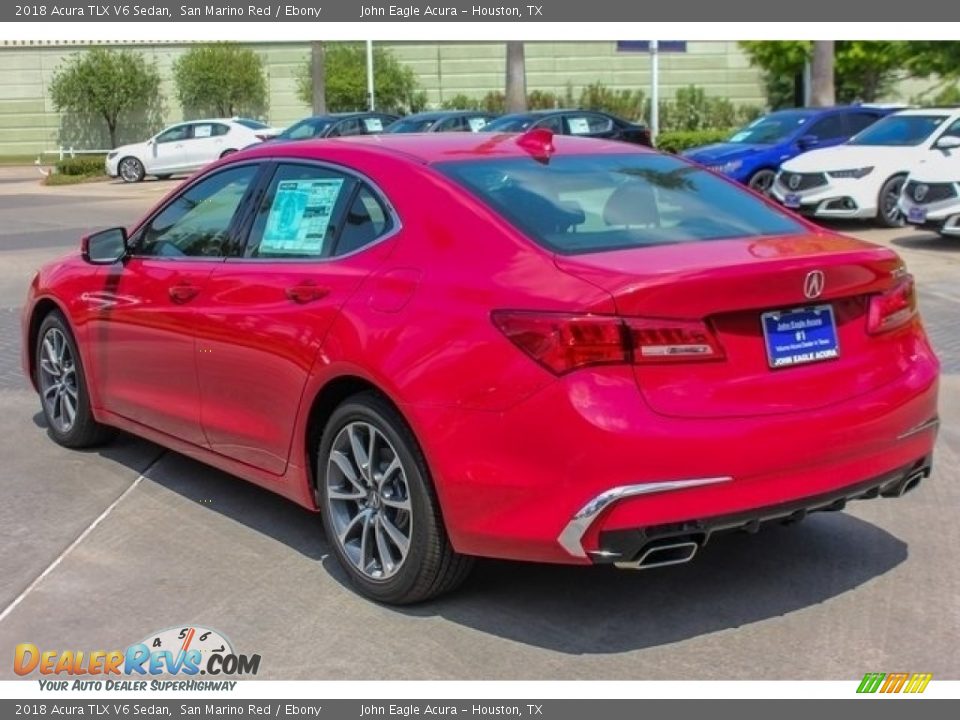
<box><xmin>363</xmin><ymin>117</ymin><xmax>384</xmax><ymax>132</ymax></box>
<box><xmin>194</xmin><ymin>125</ymin><xmax>213</xmax><ymax>138</ymax></box>
<box><xmin>467</xmin><ymin>117</ymin><xmax>488</xmax><ymax>131</ymax></box>
<box><xmin>260</xmin><ymin>179</ymin><xmax>345</xmax><ymax>256</ymax></box>
<box><xmin>568</xmin><ymin>117</ymin><xmax>591</xmax><ymax>135</ymax></box>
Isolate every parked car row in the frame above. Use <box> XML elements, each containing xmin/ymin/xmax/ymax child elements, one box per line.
<box><xmin>106</xmin><ymin>109</ymin><xmax>654</xmax><ymax>182</ymax></box>
<box><xmin>683</xmin><ymin>105</ymin><xmax>960</xmax><ymax>236</ymax></box>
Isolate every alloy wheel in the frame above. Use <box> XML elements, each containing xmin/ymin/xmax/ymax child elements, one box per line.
<box><xmin>882</xmin><ymin>178</ymin><xmax>905</xmax><ymax>225</ymax></box>
<box><xmin>325</xmin><ymin>421</ymin><xmax>413</xmax><ymax>580</ymax></box>
<box><xmin>38</xmin><ymin>327</ymin><xmax>79</xmax><ymax>433</ymax></box>
<box><xmin>749</xmin><ymin>169</ymin><xmax>776</xmax><ymax>195</ymax></box>
<box><xmin>119</xmin><ymin>158</ymin><xmax>142</xmax><ymax>183</ymax></box>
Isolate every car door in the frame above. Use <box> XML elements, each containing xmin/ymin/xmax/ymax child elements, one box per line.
<box><xmin>182</xmin><ymin>122</ymin><xmax>229</xmax><ymax>170</ymax></box>
<box><xmin>195</xmin><ymin>161</ymin><xmax>399</xmax><ymax>474</ymax></box>
<box><xmin>86</xmin><ymin>163</ymin><xmax>262</xmax><ymax>445</ymax></box>
<box><xmin>147</xmin><ymin>124</ymin><xmax>191</xmax><ymax>174</ymax></box>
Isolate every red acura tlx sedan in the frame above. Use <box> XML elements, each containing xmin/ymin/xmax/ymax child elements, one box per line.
<box><xmin>22</xmin><ymin>130</ymin><xmax>940</xmax><ymax>603</ymax></box>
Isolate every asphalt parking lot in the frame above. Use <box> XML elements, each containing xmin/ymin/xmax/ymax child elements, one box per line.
<box><xmin>0</xmin><ymin>166</ymin><xmax>957</xmax><ymax>680</ymax></box>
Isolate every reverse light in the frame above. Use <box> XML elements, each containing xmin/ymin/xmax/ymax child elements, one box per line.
<box><xmin>867</xmin><ymin>276</ymin><xmax>917</xmax><ymax>334</ymax></box>
<box><xmin>828</xmin><ymin>167</ymin><xmax>874</xmax><ymax>179</ymax></box>
<box><xmin>491</xmin><ymin>311</ymin><xmax>725</xmax><ymax>375</ymax></box>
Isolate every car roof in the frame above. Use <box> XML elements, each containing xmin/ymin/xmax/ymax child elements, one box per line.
<box><xmin>295</xmin><ymin>112</ymin><xmax>396</xmax><ymax>121</ymax></box>
<box><xmin>238</xmin><ymin>131</ymin><xmax>653</xmax><ymax>165</ymax></box>
<box><xmin>891</xmin><ymin>107</ymin><xmax>960</xmax><ymax>116</ymax></box>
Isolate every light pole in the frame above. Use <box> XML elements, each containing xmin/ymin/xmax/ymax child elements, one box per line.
<box><xmin>366</xmin><ymin>40</ymin><xmax>375</xmax><ymax>110</ymax></box>
<box><xmin>650</xmin><ymin>40</ymin><xmax>659</xmax><ymax>142</ymax></box>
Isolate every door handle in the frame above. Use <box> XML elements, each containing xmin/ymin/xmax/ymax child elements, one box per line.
<box><xmin>168</xmin><ymin>283</ymin><xmax>199</xmax><ymax>304</ymax></box>
<box><xmin>285</xmin><ymin>282</ymin><xmax>329</xmax><ymax>304</ymax></box>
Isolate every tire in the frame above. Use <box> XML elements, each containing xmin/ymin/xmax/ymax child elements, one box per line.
<box><xmin>877</xmin><ymin>174</ymin><xmax>907</xmax><ymax>227</ymax></box>
<box><xmin>317</xmin><ymin>392</ymin><xmax>473</xmax><ymax>604</ymax></box>
<box><xmin>747</xmin><ymin>168</ymin><xmax>777</xmax><ymax>195</ymax></box>
<box><xmin>35</xmin><ymin>311</ymin><xmax>112</xmax><ymax>449</ymax></box>
<box><xmin>219</xmin><ymin>149</ymin><xmax>237</xmax><ymax>159</ymax></box>
<box><xmin>117</xmin><ymin>156</ymin><xmax>145</xmax><ymax>183</ymax></box>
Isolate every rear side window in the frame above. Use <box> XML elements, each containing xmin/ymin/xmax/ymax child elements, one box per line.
<box><xmin>437</xmin><ymin>154</ymin><xmax>804</xmax><ymax>255</ymax></box>
<box><xmin>244</xmin><ymin>164</ymin><xmax>394</xmax><ymax>259</ymax></box>
<box><xmin>566</xmin><ymin>114</ymin><xmax>613</xmax><ymax>135</ymax></box>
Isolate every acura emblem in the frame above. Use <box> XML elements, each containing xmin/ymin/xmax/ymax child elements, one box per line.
<box><xmin>804</xmin><ymin>270</ymin><xmax>825</xmax><ymax>299</ymax></box>
<box><xmin>914</xmin><ymin>183</ymin><xmax>929</xmax><ymax>202</ymax></box>
<box><xmin>788</xmin><ymin>174</ymin><xmax>801</xmax><ymax>190</ymax></box>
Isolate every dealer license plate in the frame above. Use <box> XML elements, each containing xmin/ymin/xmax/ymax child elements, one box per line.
<box><xmin>761</xmin><ymin>304</ymin><xmax>840</xmax><ymax>368</ymax></box>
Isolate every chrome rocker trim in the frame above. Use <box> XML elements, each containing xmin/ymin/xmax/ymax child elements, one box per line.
<box><xmin>557</xmin><ymin>476</ymin><xmax>734</xmax><ymax>558</ymax></box>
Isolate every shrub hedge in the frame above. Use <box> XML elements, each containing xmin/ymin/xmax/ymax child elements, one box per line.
<box><xmin>55</xmin><ymin>155</ymin><xmax>107</xmax><ymax>177</ymax></box>
<box><xmin>655</xmin><ymin>128</ymin><xmax>734</xmax><ymax>154</ymax></box>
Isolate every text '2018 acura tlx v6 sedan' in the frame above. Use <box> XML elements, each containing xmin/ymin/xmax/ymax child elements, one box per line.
<box><xmin>23</xmin><ymin>130</ymin><xmax>940</xmax><ymax>603</ymax></box>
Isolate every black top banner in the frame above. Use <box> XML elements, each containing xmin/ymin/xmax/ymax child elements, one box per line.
<box><xmin>5</xmin><ymin>0</ymin><xmax>957</xmax><ymax>22</ymax></box>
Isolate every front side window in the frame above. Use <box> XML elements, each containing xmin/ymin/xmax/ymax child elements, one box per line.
<box><xmin>846</xmin><ymin>112</ymin><xmax>883</xmax><ymax>135</ymax></box>
<box><xmin>437</xmin><ymin>154</ymin><xmax>805</xmax><ymax>255</ymax></box>
<box><xmin>806</xmin><ymin>114</ymin><xmax>847</xmax><ymax>141</ymax></box>
<box><xmin>938</xmin><ymin>118</ymin><xmax>960</xmax><ymax>141</ymax></box>
<box><xmin>485</xmin><ymin>115</ymin><xmax>536</xmax><ymax>132</ymax></box>
<box><xmin>244</xmin><ymin>164</ymin><xmax>393</xmax><ymax>259</ymax></box>
<box><xmin>331</xmin><ymin>119</ymin><xmax>363</xmax><ymax>137</ymax></box>
<box><xmin>533</xmin><ymin>116</ymin><xmax>563</xmax><ymax>134</ymax></box>
<box><xmin>155</xmin><ymin>125</ymin><xmax>190</xmax><ymax>144</ymax></box>
<box><xmin>848</xmin><ymin>114</ymin><xmax>948</xmax><ymax>146</ymax></box>
<box><xmin>281</xmin><ymin>119</ymin><xmax>334</xmax><ymax>140</ymax></box>
<box><xmin>135</xmin><ymin>165</ymin><xmax>259</xmax><ymax>258</ymax></box>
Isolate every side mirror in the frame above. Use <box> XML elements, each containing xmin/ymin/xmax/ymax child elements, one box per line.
<box><xmin>82</xmin><ymin>227</ymin><xmax>128</xmax><ymax>265</ymax></box>
<box><xmin>934</xmin><ymin>135</ymin><xmax>960</xmax><ymax>150</ymax></box>
<box><xmin>797</xmin><ymin>135</ymin><xmax>819</xmax><ymax>150</ymax></box>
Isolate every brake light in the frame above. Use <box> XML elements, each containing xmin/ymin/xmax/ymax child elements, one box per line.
<box><xmin>491</xmin><ymin>311</ymin><xmax>725</xmax><ymax>375</ymax></box>
<box><xmin>867</xmin><ymin>276</ymin><xmax>917</xmax><ymax>334</ymax></box>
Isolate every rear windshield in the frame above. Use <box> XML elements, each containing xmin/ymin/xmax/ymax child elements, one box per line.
<box><xmin>848</xmin><ymin>114</ymin><xmax>947</xmax><ymax>146</ymax></box>
<box><xmin>436</xmin><ymin>154</ymin><xmax>804</xmax><ymax>254</ymax></box>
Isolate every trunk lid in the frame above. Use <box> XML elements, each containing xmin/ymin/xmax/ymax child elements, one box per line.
<box><xmin>555</xmin><ymin>233</ymin><xmax>914</xmax><ymax>418</ymax></box>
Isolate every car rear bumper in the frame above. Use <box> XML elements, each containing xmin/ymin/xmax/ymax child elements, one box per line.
<box><xmin>411</xmin><ymin>342</ymin><xmax>940</xmax><ymax>565</ymax></box>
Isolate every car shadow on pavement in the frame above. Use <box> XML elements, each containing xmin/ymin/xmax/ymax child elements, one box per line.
<box><xmin>34</xmin><ymin>414</ymin><xmax>909</xmax><ymax>655</ymax></box>
<box><xmin>891</xmin><ymin>233</ymin><xmax>960</xmax><ymax>253</ymax></box>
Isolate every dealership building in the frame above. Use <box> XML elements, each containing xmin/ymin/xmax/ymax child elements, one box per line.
<box><xmin>0</xmin><ymin>40</ymin><xmax>928</xmax><ymax>156</ymax></box>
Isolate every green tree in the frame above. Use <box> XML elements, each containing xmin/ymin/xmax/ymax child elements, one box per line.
<box><xmin>739</xmin><ymin>41</ymin><xmax>909</xmax><ymax>106</ymax></box>
<box><xmin>296</xmin><ymin>43</ymin><xmax>418</xmax><ymax>113</ymax></box>
<box><xmin>48</xmin><ymin>47</ymin><xmax>161</xmax><ymax>148</ymax></box>
<box><xmin>173</xmin><ymin>43</ymin><xmax>268</xmax><ymax>118</ymax></box>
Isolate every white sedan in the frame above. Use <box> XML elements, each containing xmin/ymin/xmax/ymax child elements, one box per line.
<box><xmin>105</xmin><ymin>119</ymin><xmax>268</xmax><ymax>183</ymax></box>
<box><xmin>899</xmin><ymin>155</ymin><xmax>960</xmax><ymax>238</ymax></box>
<box><xmin>772</xmin><ymin>108</ymin><xmax>960</xmax><ymax>226</ymax></box>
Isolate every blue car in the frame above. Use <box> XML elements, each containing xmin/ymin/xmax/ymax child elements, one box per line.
<box><xmin>682</xmin><ymin>106</ymin><xmax>897</xmax><ymax>193</ymax></box>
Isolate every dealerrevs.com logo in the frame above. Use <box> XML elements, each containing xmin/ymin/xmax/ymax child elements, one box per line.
<box><xmin>15</xmin><ymin>626</ymin><xmax>260</xmax><ymax>691</ymax></box>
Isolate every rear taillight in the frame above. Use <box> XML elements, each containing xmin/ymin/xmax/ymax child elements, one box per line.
<box><xmin>867</xmin><ymin>276</ymin><xmax>917</xmax><ymax>335</ymax></box>
<box><xmin>491</xmin><ymin>311</ymin><xmax>725</xmax><ymax>375</ymax></box>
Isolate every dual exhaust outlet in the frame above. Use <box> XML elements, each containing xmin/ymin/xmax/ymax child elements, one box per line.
<box><xmin>611</xmin><ymin>468</ymin><xmax>928</xmax><ymax>572</ymax></box>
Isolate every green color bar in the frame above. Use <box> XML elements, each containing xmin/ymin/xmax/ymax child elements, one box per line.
<box><xmin>857</xmin><ymin>672</ymin><xmax>885</xmax><ymax>693</ymax></box>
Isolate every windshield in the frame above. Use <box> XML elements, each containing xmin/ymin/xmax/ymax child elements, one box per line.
<box><xmin>388</xmin><ymin>117</ymin><xmax>438</xmax><ymax>133</ymax></box>
<box><xmin>726</xmin><ymin>111</ymin><xmax>813</xmax><ymax>145</ymax></box>
<box><xmin>280</xmin><ymin>118</ymin><xmax>335</xmax><ymax>140</ymax></box>
<box><xmin>234</xmin><ymin>118</ymin><xmax>269</xmax><ymax>130</ymax></box>
<box><xmin>847</xmin><ymin>114</ymin><xmax>948</xmax><ymax>146</ymax></box>
<box><xmin>437</xmin><ymin>154</ymin><xmax>804</xmax><ymax>255</ymax></box>
<box><xmin>485</xmin><ymin>115</ymin><xmax>536</xmax><ymax>132</ymax></box>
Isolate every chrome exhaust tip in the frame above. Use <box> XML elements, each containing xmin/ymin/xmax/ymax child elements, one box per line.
<box><xmin>614</xmin><ymin>540</ymin><xmax>699</xmax><ymax>570</ymax></box>
<box><xmin>881</xmin><ymin>469</ymin><xmax>928</xmax><ymax>498</ymax></box>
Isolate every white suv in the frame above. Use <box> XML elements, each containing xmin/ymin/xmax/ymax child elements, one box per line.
<box><xmin>772</xmin><ymin>108</ymin><xmax>960</xmax><ymax>226</ymax></box>
<box><xmin>105</xmin><ymin>119</ymin><xmax>266</xmax><ymax>183</ymax></box>
<box><xmin>899</xmin><ymin>153</ymin><xmax>960</xmax><ymax>237</ymax></box>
